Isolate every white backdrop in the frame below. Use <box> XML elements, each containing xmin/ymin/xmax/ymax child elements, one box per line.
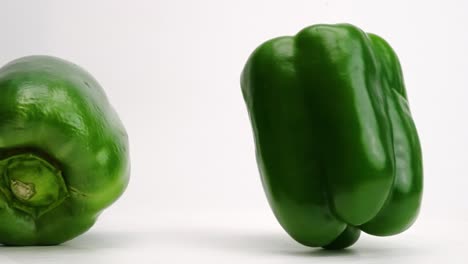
<box><xmin>0</xmin><ymin>0</ymin><xmax>467</xmax><ymax>263</ymax></box>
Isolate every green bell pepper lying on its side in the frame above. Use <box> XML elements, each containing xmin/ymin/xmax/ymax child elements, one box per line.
<box><xmin>241</xmin><ymin>24</ymin><xmax>423</xmax><ymax>249</ymax></box>
<box><xmin>0</xmin><ymin>56</ymin><xmax>129</xmax><ymax>245</ymax></box>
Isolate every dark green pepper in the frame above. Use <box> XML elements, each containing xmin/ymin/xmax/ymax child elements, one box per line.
<box><xmin>241</xmin><ymin>24</ymin><xmax>423</xmax><ymax>249</ymax></box>
<box><xmin>0</xmin><ymin>56</ymin><xmax>129</xmax><ymax>245</ymax></box>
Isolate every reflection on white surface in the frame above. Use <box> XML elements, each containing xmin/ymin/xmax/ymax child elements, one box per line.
<box><xmin>0</xmin><ymin>211</ymin><xmax>466</xmax><ymax>263</ymax></box>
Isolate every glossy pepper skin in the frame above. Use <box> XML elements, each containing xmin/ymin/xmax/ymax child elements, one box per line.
<box><xmin>0</xmin><ymin>56</ymin><xmax>129</xmax><ymax>245</ymax></box>
<box><xmin>241</xmin><ymin>24</ymin><xmax>423</xmax><ymax>249</ymax></box>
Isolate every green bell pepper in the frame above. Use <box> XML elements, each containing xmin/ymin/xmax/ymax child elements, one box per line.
<box><xmin>0</xmin><ymin>55</ymin><xmax>129</xmax><ymax>245</ymax></box>
<box><xmin>241</xmin><ymin>23</ymin><xmax>423</xmax><ymax>249</ymax></box>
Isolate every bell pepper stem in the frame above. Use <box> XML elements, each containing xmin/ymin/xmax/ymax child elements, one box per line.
<box><xmin>0</xmin><ymin>153</ymin><xmax>69</xmax><ymax>217</ymax></box>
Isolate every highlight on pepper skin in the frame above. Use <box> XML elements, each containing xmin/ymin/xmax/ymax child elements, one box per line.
<box><xmin>241</xmin><ymin>23</ymin><xmax>423</xmax><ymax>249</ymax></box>
<box><xmin>0</xmin><ymin>55</ymin><xmax>130</xmax><ymax>246</ymax></box>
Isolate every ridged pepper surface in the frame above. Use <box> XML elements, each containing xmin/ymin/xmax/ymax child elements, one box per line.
<box><xmin>241</xmin><ymin>24</ymin><xmax>423</xmax><ymax>249</ymax></box>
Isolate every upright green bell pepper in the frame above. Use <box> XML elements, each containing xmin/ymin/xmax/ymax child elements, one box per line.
<box><xmin>241</xmin><ymin>23</ymin><xmax>423</xmax><ymax>249</ymax></box>
<box><xmin>0</xmin><ymin>55</ymin><xmax>129</xmax><ymax>245</ymax></box>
